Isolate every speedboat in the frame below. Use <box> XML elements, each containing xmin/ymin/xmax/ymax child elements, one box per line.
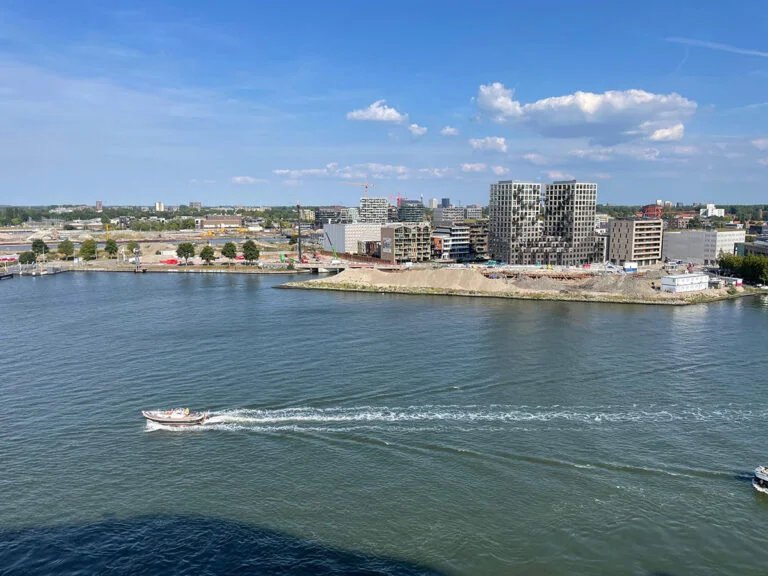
<box><xmin>142</xmin><ymin>408</ymin><xmax>208</xmax><ymax>426</ymax></box>
<box><xmin>753</xmin><ymin>466</ymin><xmax>768</xmax><ymax>494</ymax></box>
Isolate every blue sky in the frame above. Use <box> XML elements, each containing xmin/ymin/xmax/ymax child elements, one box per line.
<box><xmin>1</xmin><ymin>0</ymin><xmax>767</xmax><ymax>207</ymax></box>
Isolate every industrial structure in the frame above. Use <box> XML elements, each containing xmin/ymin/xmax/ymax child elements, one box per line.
<box><xmin>662</xmin><ymin>230</ymin><xmax>746</xmax><ymax>265</ymax></box>
<box><xmin>660</xmin><ymin>274</ymin><xmax>709</xmax><ymax>293</ymax></box>
<box><xmin>322</xmin><ymin>223</ymin><xmax>383</xmax><ymax>254</ymax></box>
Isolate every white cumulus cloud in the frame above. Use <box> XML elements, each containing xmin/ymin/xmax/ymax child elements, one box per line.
<box><xmin>440</xmin><ymin>125</ymin><xmax>459</xmax><ymax>136</ymax></box>
<box><xmin>753</xmin><ymin>139</ymin><xmax>768</xmax><ymax>151</ymax></box>
<box><xmin>477</xmin><ymin>82</ymin><xmax>696</xmax><ymax>144</ymax></box>
<box><xmin>469</xmin><ymin>136</ymin><xmax>507</xmax><ymax>153</ymax></box>
<box><xmin>759</xmin><ymin>158</ymin><xmax>768</xmax><ymax>166</ymax></box>
<box><xmin>461</xmin><ymin>163</ymin><xmax>487</xmax><ymax>172</ymax></box>
<box><xmin>593</xmin><ymin>173</ymin><xmax>612</xmax><ymax>180</ymax></box>
<box><xmin>491</xmin><ymin>166</ymin><xmax>509</xmax><ymax>176</ymax></box>
<box><xmin>346</xmin><ymin>100</ymin><xmax>407</xmax><ymax>124</ymax></box>
<box><xmin>522</xmin><ymin>153</ymin><xmax>548</xmax><ymax>165</ymax></box>
<box><xmin>648</xmin><ymin>123</ymin><xmax>685</xmax><ymax>141</ymax></box>
<box><xmin>408</xmin><ymin>123</ymin><xmax>427</xmax><ymax>136</ymax></box>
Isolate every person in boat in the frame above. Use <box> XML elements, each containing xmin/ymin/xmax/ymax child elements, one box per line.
<box><xmin>185</xmin><ymin>408</ymin><xmax>190</xmax><ymax>416</ymax></box>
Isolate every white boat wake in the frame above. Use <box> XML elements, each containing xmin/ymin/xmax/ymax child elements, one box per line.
<box><xmin>146</xmin><ymin>404</ymin><xmax>768</xmax><ymax>432</ymax></box>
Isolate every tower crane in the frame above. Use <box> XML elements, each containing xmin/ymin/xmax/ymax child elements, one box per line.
<box><xmin>342</xmin><ymin>181</ymin><xmax>376</xmax><ymax>197</ymax></box>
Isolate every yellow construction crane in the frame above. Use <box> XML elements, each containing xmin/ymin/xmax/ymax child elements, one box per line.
<box><xmin>342</xmin><ymin>181</ymin><xmax>376</xmax><ymax>197</ymax></box>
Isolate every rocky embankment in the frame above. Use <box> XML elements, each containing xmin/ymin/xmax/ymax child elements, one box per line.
<box><xmin>280</xmin><ymin>268</ymin><xmax>744</xmax><ymax>306</ymax></box>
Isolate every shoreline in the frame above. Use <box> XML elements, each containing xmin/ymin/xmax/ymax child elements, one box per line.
<box><xmin>277</xmin><ymin>279</ymin><xmax>757</xmax><ymax>306</ymax></box>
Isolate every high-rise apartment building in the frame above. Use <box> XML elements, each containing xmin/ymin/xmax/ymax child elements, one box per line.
<box><xmin>428</xmin><ymin>198</ymin><xmax>438</xmax><ymax>209</ymax></box>
<box><xmin>488</xmin><ymin>181</ymin><xmax>542</xmax><ymax>264</ymax></box>
<box><xmin>359</xmin><ymin>197</ymin><xmax>389</xmax><ymax>224</ymax></box>
<box><xmin>398</xmin><ymin>200</ymin><xmax>425</xmax><ymax>222</ymax></box>
<box><xmin>489</xmin><ymin>179</ymin><xmax>599</xmax><ymax>265</ymax></box>
<box><xmin>190</xmin><ymin>201</ymin><xmax>202</xmax><ymax>210</ymax></box>
<box><xmin>95</xmin><ymin>200</ymin><xmax>103</xmax><ymax>212</ymax></box>
<box><xmin>543</xmin><ymin>180</ymin><xmax>598</xmax><ymax>265</ymax></box>
<box><xmin>441</xmin><ymin>198</ymin><xmax>451</xmax><ymax>208</ymax></box>
<box><xmin>155</xmin><ymin>201</ymin><xmax>165</xmax><ymax>212</ymax></box>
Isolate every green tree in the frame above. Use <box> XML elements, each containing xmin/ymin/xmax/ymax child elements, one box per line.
<box><xmin>200</xmin><ymin>245</ymin><xmax>215</xmax><ymax>265</ymax></box>
<box><xmin>31</xmin><ymin>239</ymin><xmax>49</xmax><ymax>256</ymax></box>
<box><xmin>176</xmin><ymin>242</ymin><xmax>195</xmax><ymax>264</ymax></box>
<box><xmin>687</xmin><ymin>217</ymin><xmax>703</xmax><ymax>230</ymax></box>
<box><xmin>126</xmin><ymin>241</ymin><xmax>139</xmax><ymax>254</ymax></box>
<box><xmin>104</xmin><ymin>238</ymin><xmax>118</xmax><ymax>258</ymax></box>
<box><xmin>79</xmin><ymin>238</ymin><xmax>98</xmax><ymax>260</ymax></box>
<box><xmin>19</xmin><ymin>251</ymin><xmax>36</xmax><ymax>264</ymax></box>
<box><xmin>57</xmin><ymin>240</ymin><xmax>75</xmax><ymax>260</ymax></box>
<box><xmin>10</xmin><ymin>217</ymin><xmax>21</xmax><ymax>226</ymax></box>
<box><xmin>221</xmin><ymin>241</ymin><xmax>237</xmax><ymax>265</ymax></box>
<box><xmin>180</xmin><ymin>218</ymin><xmax>196</xmax><ymax>230</ymax></box>
<box><xmin>242</xmin><ymin>240</ymin><xmax>260</xmax><ymax>264</ymax></box>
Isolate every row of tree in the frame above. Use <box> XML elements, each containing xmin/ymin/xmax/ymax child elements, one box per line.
<box><xmin>176</xmin><ymin>240</ymin><xmax>260</xmax><ymax>265</ymax></box>
<box><xmin>717</xmin><ymin>253</ymin><xmax>768</xmax><ymax>284</ymax></box>
<box><xmin>2</xmin><ymin>205</ymin><xmax>319</xmax><ymax>227</ymax></box>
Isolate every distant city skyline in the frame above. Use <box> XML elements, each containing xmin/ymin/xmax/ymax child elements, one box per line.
<box><xmin>1</xmin><ymin>1</ymin><xmax>767</xmax><ymax>206</ymax></box>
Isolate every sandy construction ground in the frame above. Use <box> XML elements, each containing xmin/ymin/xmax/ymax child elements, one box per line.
<box><xmin>304</xmin><ymin>267</ymin><xmax>733</xmax><ymax>303</ymax></box>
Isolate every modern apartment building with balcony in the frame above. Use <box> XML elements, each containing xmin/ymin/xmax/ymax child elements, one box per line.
<box><xmin>608</xmin><ymin>218</ymin><xmax>663</xmax><ymax>266</ymax></box>
<box><xmin>380</xmin><ymin>222</ymin><xmax>432</xmax><ymax>264</ymax></box>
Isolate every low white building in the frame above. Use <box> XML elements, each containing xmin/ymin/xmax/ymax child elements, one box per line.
<box><xmin>700</xmin><ymin>203</ymin><xmax>725</xmax><ymax>218</ymax></box>
<box><xmin>662</xmin><ymin>230</ymin><xmax>745</xmax><ymax>265</ymax></box>
<box><xmin>323</xmin><ymin>223</ymin><xmax>382</xmax><ymax>254</ymax></box>
<box><xmin>660</xmin><ymin>274</ymin><xmax>709</xmax><ymax>293</ymax></box>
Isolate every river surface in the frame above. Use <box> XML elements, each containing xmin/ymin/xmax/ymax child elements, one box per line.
<box><xmin>2</xmin><ymin>272</ymin><xmax>768</xmax><ymax>575</ymax></box>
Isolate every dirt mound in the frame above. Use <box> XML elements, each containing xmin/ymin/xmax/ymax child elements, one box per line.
<box><xmin>317</xmin><ymin>268</ymin><xmax>666</xmax><ymax>300</ymax></box>
<box><xmin>511</xmin><ymin>276</ymin><xmax>566</xmax><ymax>292</ymax></box>
<box><xmin>321</xmin><ymin>268</ymin><xmax>512</xmax><ymax>293</ymax></box>
<box><xmin>580</xmin><ymin>274</ymin><xmax>657</xmax><ymax>297</ymax></box>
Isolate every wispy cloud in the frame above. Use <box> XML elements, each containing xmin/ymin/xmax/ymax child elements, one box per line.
<box><xmin>666</xmin><ymin>37</ymin><xmax>768</xmax><ymax>58</ymax></box>
<box><xmin>521</xmin><ymin>153</ymin><xmax>548</xmax><ymax>165</ymax></box>
<box><xmin>231</xmin><ymin>176</ymin><xmax>266</xmax><ymax>184</ymax></box>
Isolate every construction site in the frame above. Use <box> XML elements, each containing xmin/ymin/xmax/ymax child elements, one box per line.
<box><xmin>280</xmin><ymin>266</ymin><xmax>743</xmax><ymax>305</ymax></box>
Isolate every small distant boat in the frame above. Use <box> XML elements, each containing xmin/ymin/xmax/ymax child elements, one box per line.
<box><xmin>142</xmin><ymin>408</ymin><xmax>208</xmax><ymax>426</ymax></box>
<box><xmin>753</xmin><ymin>466</ymin><xmax>768</xmax><ymax>494</ymax></box>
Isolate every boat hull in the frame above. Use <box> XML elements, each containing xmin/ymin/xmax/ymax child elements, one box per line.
<box><xmin>753</xmin><ymin>479</ymin><xmax>768</xmax><ymax>495</ymax></box>
<box><xmin>142</xmin><ymin>410</ymin><xmax>207</xmax><ymax>426</ymax></box>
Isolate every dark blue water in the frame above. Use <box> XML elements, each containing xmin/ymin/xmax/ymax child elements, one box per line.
<box><xmin>2</xmin><ymin>272</ymin><xmax>768</xmax><ymax>575</ymax></box>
